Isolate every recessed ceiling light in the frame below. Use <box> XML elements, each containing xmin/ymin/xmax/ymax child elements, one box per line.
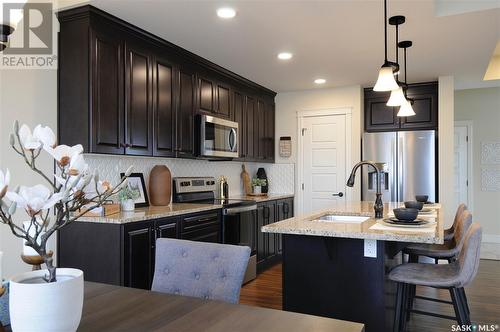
<box><xmin>314</xmin><ymin>78</ymin><xmax>326</xmax><ymax>84</ymax></box>
<box><xmin>277</xmin><ymin>52</ymin><xmax>293</xmax><ymax>60</ymax></box>
<box><xmin>217</xmin><ymin>7</ymin><xmax>236</xmax><ymax>19</ymax></box>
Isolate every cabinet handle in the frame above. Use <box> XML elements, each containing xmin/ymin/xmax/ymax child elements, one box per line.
<box><xmin>283</xmin><ymin>203</ymin><xmax>289</xmax><ymax>214</ymax></box>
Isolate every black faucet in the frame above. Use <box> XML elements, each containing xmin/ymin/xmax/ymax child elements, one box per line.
<box><xmin>346</xmin><ymin>161</ymin><xmax>384</xmax><ymax>219</ymax></box>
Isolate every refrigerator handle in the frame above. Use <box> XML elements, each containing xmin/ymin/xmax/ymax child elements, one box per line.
<box><xmin>391</xmin><ymin>135</ymin><xmax>397</xmax><ymax>202</ymax></box>
<box><xmin>398</xmin><ymin>134</ymin><xmax>404</xmax><ymax>202</ymax></box>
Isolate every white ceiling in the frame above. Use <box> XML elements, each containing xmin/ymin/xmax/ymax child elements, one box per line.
<box><xmin>65</xmin><ymin>0</ymin><xmax>500</xmax><ymax>92</ymax></box>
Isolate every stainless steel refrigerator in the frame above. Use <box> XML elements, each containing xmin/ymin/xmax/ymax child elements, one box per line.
<box><xmin>362</xmin><ymin>130</ymin><xmax>436</xmax><ymax>203</ymax></box>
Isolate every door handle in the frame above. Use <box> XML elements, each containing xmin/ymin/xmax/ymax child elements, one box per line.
<box><xmin>332</xmin><ymin>192</ymin><xmax>344</xmax><ymax>197</ymax></box>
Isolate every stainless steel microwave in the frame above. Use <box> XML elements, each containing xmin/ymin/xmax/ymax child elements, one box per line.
<box><xmin>198</xmin><ymin>115</ymin><xmax>238</xmax><ymax>158</ymax></box>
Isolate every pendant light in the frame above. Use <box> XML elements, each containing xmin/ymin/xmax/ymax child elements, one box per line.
<box><xmin>397</xmin><ymin>40</ymin><xmax>416</xmax><ymax>117</ymax></box>
<box><xmin>373</xmin><ymin>0</ymin><xmax>400</xmax><ymax>91</ymax></box>
<box><xmin>387</xmin><ymin>16</ymin><xmax>407</xmax><ymax>106</ymax></box>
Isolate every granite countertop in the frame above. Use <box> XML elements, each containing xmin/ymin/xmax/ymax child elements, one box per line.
<box><xmin>261</xmin><ymin>201</ymin><xmax>444</xmax><ymax>244</ymax></box>
<box><xmin>77</xmin><ymin>193</ymin><xmax>295</xmax><ymax>224</ymax></box>
<box><xmin>77</xmin><ymin>203</ymin><xmax>221</xmax><ymax>224</ymax></box>
<box><xmin>232</xmin><ymin>193</ymin><xmax>294</xmax><ymax>203</ymax></box>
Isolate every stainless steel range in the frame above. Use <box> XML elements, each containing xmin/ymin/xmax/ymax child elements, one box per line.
<box><xmin>172</xmin><ymin>177</ymin><xmax>257</xmax><ymax>283</ymax></box>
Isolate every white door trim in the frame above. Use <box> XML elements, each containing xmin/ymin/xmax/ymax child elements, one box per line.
<box><xmin>297</xmin><ymin>108</ymin><xmax>353</xmax><ymax>215</ymax></box>
<box><xmin>454</xmin><ymin>120</ymin><xmax>474</xmax><ymax>212</ymax></box>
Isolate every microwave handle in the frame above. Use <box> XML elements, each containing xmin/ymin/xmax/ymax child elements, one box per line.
<box><xmin>229</xmin><ymin>128</ymin><xmax>237</xmax><ymax>152</ymax></box>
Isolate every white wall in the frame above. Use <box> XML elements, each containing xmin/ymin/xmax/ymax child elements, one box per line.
<box><xmin>0</xmin><ymin>69</ymin><xmax>58</xmax><ymax>278</ymax></box>
<box><xmin>275</xmin><ymin>85</ymin><xmax>364</xmax><ymax>211</ymax></box>
<box><xmin>455</xmin><ymin>87</ymin><xmax>500</xmax><ymax>257</ymax></box>
<box><xmin>438</xmin><ymin>76</ymin><xmax>456</xmax><ymax>227</ymax></box>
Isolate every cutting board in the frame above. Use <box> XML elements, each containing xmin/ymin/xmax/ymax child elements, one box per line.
<box><xmin>241</xmin><ymin>164</ymin><xmax>252</xmax><ymax>195</ymax></box>
<box><xmin>149</xmin><ymin>165</ymin><xmax>171</xmax><ymax>206</ymax></box>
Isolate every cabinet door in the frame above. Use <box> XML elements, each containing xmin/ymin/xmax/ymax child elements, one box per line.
<box><xmin>176</xmin><ymin>68</ymin><xmax>195</xmax><ymax>157</ymax></box>
<box><xmin>90</xmin><ymin>25</ymin><xmax>124</xmax><ymax>154</ymax></box>
<box><xmin>124</xmin><ymin>39</ymin><xmax>153</xmax><ymax>156</ymax></box>
<box><xmin>400</xmin><ymin>83</ymin><xmax>438</xmax><ymax>130</ymax></box>
<box><xmin>364</xmin><ymin>93</ymin><xmax>399</xmax><ymax>132</ymax></box>
<box><xmin>245</xmin><ymin>96</ymin><xmax>256</xmax><ymax>159</ymax></box>
<box><xmin>256</xmin><ymin>204</ymin><xmax>267</xmax><ymax>264</ymax></box>
<box><xmin>123</xmin><ymin>222</ymin><xmax>154</xmax><ymax>289</ymax></box>
<box><xmin>232</xmin><ymin>91</ymin><xmax>246</xmax><ymax>158</ymax></box>
<box><xmin>152</xmin><ymin>55</ymin><xmax>176</xmax><ymax>157</ymax></box>
<box><xmin>155</xmin><ymin>218</ymin><xmax>178</xmax><ymax>239</ymax></box>
<box><xmin>256</xmin><ymin>100</ymin><xmax>266</xmax><ymax>160</ymax></box>
<box><xmin>265</xmin><ymin>102</ymin><xmax>275</xmax><ymax>162</ymax></box>
<box><xmin>199</xmin><ymin>77</ymin><xmax>215</xmax><ymax>113</ymax></box>
<box><xmin>265</xmin><ymin>202</ymin><xmax>277</xmax><ymax>260</ymax></box>
<box><xmin>216</xmin><ymin>83</ymin><xmax>231</xmax><ymax>118</ymax></box>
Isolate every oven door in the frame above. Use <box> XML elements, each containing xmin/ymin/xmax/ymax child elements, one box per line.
<box><xmin>199</xmin><ymin>115</ymin><xmax>238</xmax><ymax>158</ymax></box>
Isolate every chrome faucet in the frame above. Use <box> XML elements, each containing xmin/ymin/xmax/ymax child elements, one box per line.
<box><xmin>346</xmin><ymin>161</ymin><xmax>384</xmax><ymax>218</ymax></box>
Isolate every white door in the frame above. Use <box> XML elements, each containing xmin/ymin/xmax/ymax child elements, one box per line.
<box><xmin>301</xmin><ymin>114</ymin><xmax>347</xmax><ymax>214</ymax></box>
<box><xmin>453</xmin><ymin>125</ymin><xmax>469</xmax><ymax>208</ymax></box>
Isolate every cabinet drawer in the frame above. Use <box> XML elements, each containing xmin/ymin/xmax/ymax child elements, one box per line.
<box><xmin>181</xmin><ymin>223</ymin><xmax>221</xmax><ymax>243</ymax></box>
<box><xmin>181</xmin><ymin>211</ymin><xmax>220</xmax><ymax>232</ymax></box>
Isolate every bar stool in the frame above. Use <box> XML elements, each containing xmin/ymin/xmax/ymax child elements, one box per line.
<box><xmin>389</xmin><ymin>223</ymin><xmax>482</xmax><ymax>332</ymax></box>
<box><xmin>404</xmin><ymin>209</ymin><xmax>472</xmax><ymax>264</ymax></box>
<box><xmin>444</xmin><ymin>204</ymin><xmax>468</xmax><ymax>241</ymax></box>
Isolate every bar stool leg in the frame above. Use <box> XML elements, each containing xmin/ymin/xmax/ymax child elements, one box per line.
<box><xmin>406</xmin><ymin>284</ymin><xmax>416</xmax><ymax>322</ymax></box>
<box><xmin>458</xmin><ymin>288</ymin><xmax>471</xmax><ymax>323</ymax></box>
<box><xmin>450</xmin><ymin>287</ymin><xmax>468</xmax><ymax>326</ymax></box>
<box><xmin>400</xmin><ymin>284</ymin><xmax>410</xmax><ymax>332</ymax></box>
<box><xmin>393</xmin><ymin>283</ymin><xmax>404</xmax><ymax>332</ymax></box>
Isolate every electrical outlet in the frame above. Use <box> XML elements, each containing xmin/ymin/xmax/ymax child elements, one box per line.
<box><xmin>364</xmin><ymin>239</ymin><xmax>377</xmax><ymax>258</ymax></box>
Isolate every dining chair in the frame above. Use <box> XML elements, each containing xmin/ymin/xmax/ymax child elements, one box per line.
<box><xmin>444</xmin><ymin>204</ymin><xmax>468</xmax><ymax>241</ymax></box>
<box><xmin>152</xmin><ymin>238</ymin><xmax>250</xmax><ymax>304</ymax></box>
<box><xmin>389</xmin><ymin>223</ymin><xmax>482</xmax><ymax>332</ymax></box>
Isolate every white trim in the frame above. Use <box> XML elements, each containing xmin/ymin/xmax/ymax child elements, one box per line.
<box><xmin>454</xmin><ymin>120</ymin><xmax>474</xmax><ymax>212</ymax></box>
<box><xmin>296</xmin><ymin>107</ymin><xmax>353</xmax><ymax>215</ymax></box>
<box><xmin>483</xmin><ymin>234</ymin><xmax>500</xmax><ymax>244</ymax></box>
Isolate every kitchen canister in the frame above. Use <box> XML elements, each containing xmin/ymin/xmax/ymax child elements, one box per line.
<box><xmin>148</xmin><ymin>165</ymin><xmax>172</xmax><ymax>206</ymax></box>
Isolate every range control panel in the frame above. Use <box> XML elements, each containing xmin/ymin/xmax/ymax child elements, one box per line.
<box><xmin>173</xmin><ymin>177</ymin><xmax>217</xmax><ymax>194</ymax></box>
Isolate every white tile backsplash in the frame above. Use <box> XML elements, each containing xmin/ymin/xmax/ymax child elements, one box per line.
<box><xmin>85</xmin><ymin>154</ymin><xmax>294</xmax><ymax>196</ymax></box>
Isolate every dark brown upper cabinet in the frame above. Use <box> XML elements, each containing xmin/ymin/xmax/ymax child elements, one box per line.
<box><xmin>176</xmin><ymin>68</ymin><xmax>196</xmax><ymax>158</ymax></box>
<box><xmin>265</xmin><ymin>102</ymin><xmax>275</xmax><ymax>162</ymax></box>
<box><xmin>124</xmin><ymin>38</ymin><xmax>153</xmax><ymax>156</ymax></box>
<box><xmin>216</xmin><ymin>83</ymin><xmax>231</xmax><ymax>118</ymax></box>
<box><xmin>90</xmin><ymin>23</ymin><xmax>125</xmax><ymax>154</ymax></box>
<box><xmin>364</xmin><ymin>82</ymin><xmax>438</xmax><ymax>132</ymax></box>
<box><xmin>57</xmin><ymin>5</ymin><xmax>276</xmax><ymax>162</ymax></box>
<box><xmin>152</xmin><ymin>53</ymin><xmax>176</xmax><ymax>157</ymax></box>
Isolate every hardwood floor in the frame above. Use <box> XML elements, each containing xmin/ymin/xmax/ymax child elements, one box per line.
<box><xmin>240</xmin><ymin>260</ymin><xmax>500</xmax><ymax>331</ymax></box>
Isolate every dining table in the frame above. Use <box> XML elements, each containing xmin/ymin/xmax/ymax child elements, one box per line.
<box><xmin>78</xmin><ymin>281</ymin><xmax>365</xmax><ymax>331</ymax></box>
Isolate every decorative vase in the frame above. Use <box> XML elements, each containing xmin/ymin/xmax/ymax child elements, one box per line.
<box><xmin>149</xmin><ymin>165</ymin><xmax>171</xmax><ymax>206</ymax></box>
<box><xmin>9</xmin><ymin>268</ymin><xmax>84</xmax><ymax>332</ymax></box>
<box><xmin>121</xmin><ymin>199</ymin><xmax>135</xmax><ymax>212</ymax></box>
<box><xmin>253</xmin><ymin>186</ymin><xmax>262</xmax><ymax>194</ymax></box>
<box><xmin>256</xmin><ymin>168</ymin><xmax>269</xmax><ymax>193</ymax></box>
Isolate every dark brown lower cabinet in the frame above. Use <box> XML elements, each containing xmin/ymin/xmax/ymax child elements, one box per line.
<box><xmin>58</xmin><ymin>210</ymin><xmax>221</xmax><ymax>290</ymax></box>
<box><xmin>256</xmin><ymin>198</ymin><xmax>294</xmax><ymax>272</ymax></box>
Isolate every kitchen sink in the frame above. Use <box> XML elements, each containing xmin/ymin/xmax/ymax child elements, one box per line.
<box><xmin>316</xmin><ymin>214</ymin><xmax>370</xmax><ymax>224</ymax></box>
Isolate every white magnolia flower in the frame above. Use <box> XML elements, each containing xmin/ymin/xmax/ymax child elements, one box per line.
<box><xmin>46</xmin><ymin>144</ymin><xmax>83</xmax><ymax>166</ymax></box>
<box><xmin>33</xmin><ymin>125</ymin><xmax>56</xmax><ymax>148</ymax></box>
<box><xmin>18</xmin><ymin>124</ymin><xmax>42</xmax><ymax>150</ymax></box>
<box><xmin>6</xmin><ymin>184</ymin><xmax>62</xmax><ymax>216</ymax></box>
<box><xmin>0</xmin><ymin>169</ymin><xmax>10</xmax><ymax>198</ymax></box>
<box><xmin>68</xmin><ymin>154</ymin><xmax>88</xmax><ymax>176</ymax></box>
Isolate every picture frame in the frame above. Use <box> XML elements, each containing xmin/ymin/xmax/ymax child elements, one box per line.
<box><xmin>120</xmin><ymin>172</ymin><xmax>149</xmax><ymax>207</ymax></box>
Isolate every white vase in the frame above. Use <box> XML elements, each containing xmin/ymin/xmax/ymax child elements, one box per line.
<box><xmin>9</xmin><ymin>268</ymin><xmax>83</xmax><ymax>332</ymax></box>
<box><xmin>121</xmin><ymin>199</ymin><xmax>135</xmax><ymax>211</ymax></box>
<box><xmin>253</xmin><ymin>186</ymin><xmax>262</xmax><ymax>194</ymax></box>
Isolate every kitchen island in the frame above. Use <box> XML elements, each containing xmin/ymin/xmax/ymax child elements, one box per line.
<box><xmin>261</xmin><ymin>201</ymin><xmax>444</xmax><ymax>332</ymax></box>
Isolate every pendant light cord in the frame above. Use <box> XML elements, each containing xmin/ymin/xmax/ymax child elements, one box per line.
<box><xmin>395</xmin><ymin>24</ymin><xmax>399</xmax><ymax>80</ymax></box>
<box><xmin>384</xmin><ymin>0</ymin><xmax>388</xmax><ymax>62</ymax></box>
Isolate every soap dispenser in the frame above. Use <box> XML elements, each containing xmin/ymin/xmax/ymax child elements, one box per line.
<box><xmin>219</xmin><ymin>176</ymin><xmax>229</xmax><ymax>199</ymax></box>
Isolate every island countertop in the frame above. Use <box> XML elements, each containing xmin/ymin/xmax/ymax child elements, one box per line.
<box><xmin>261</xmin><ymin>201</ymin><xmax>444</xmax><ymax>244</ymax></box>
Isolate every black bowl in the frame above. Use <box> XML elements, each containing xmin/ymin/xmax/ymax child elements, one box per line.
<box><xmin>415</xmin><ymin>195</ymin><xmax>429</xmax><ymax>203</ymax></box>
<box><xmin>393</xmin><ymin>208</ymin><xmax>419</xmax><ymax>221</ymax></box>
<box><xmin>404</xmin><ymin>201</ymin><xmax>424</xmax><ymax>210</ymax></box>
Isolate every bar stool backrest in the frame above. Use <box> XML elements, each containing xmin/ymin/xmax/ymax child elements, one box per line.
<box><xmin>457</xmin><ymin>223</ymin><xmax>482</xmax><ymax>288</ymax></box>
<box><xmin>453</xmin><ymin>210</ymin><xmax>473</xmax><ymax>252</ymax></box>
<box><xmin>452</xmin><ymin>204</ymin><xmax>468</xmax><ymax>230</ymax></box>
